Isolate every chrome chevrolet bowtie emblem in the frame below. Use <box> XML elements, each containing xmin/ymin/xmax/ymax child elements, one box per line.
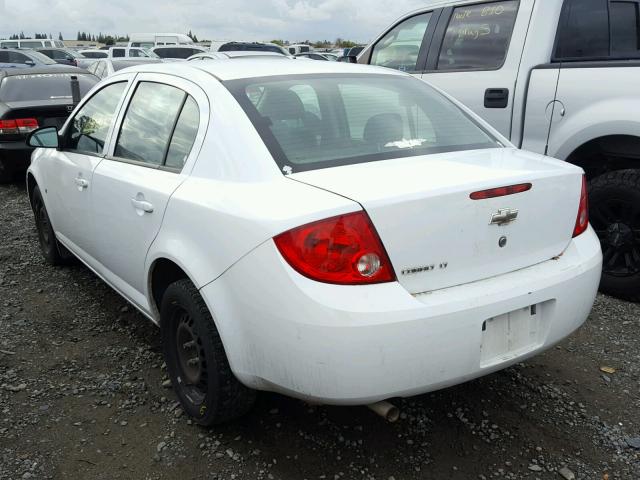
<box><xmin>490</xmin><ymin>208</ymin><xmax>518</xmax><ymax>226</ymax></box>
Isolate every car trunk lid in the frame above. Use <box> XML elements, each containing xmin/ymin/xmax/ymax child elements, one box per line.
<box><xmin>290</xmin><ymin>148</ymin><xmax>584</xmax><ymax>294</ymax></box>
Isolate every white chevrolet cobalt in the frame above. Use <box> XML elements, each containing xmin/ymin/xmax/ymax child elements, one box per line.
<box><xmin>26</xmin><ymin>59</ymin><xmax>602</xmax><ymax>424</ymax></box>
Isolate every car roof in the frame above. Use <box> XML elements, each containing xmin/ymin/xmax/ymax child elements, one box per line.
<box><xmin>120</xmin><ymin>57</ymin><xmax>404</xmax><ymax>82</ymax></box>
<box><xmin>0</xmin><ymin>66</ymin><xmax>89</xmax><ymax>78</ymax></box>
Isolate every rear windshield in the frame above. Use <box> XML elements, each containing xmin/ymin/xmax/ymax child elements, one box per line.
<box><xmin>0</xmin><ymin>73</ymin><xmax>98</xmax><ymax>102</ymax></box>
<box><xmin>226</xmin><ymin>74</ymin><xmax>499</xmax><ymax>173</ymax></box>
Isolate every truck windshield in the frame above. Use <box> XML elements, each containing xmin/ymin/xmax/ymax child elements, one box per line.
<box><xmin>226</xmin><ymin>74</ymin><xmax>499</xmax><ymax>173</ymax></box>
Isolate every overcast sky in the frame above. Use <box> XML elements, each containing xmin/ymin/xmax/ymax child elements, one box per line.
<box><xmin>0</xmin><ymin>0</ymin><xmax>434</xmax><ymax>44</ymax></box>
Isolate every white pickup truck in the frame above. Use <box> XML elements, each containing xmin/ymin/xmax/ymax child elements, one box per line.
<box><xmin>357</xmin><ymin>0</ymin><xmax>640</xmax><ymax>301</ymax></box>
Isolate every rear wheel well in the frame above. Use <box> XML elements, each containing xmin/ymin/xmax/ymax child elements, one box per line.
<box><xmin>150</xmin><ymin>259</ymin><xmax>189</xmax><ymax>320</ymax></box>
<box><xmin>566</xmin><ymin>135</ymin><xmax>640</xmax><ymax>180</ymax></box>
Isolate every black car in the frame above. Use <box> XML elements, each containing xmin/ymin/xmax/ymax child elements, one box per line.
<box><xmin>0</xmin><ymin>67</ymin><xmax>98</xmax><ymax>182</ymax></box>
<box><xmin>37</xmin><ymin>48</ymin><xmax>85</xmax><ymax>67</ymax></box>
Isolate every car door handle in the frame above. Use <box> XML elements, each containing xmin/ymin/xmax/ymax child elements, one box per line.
<box><xmin>131</xmin><ymin>198</ymin><xmax>154</xmax><ymax>213</ymax></box>
<box><xmin>484</xmin><ymin>88</ymin><xmax>509</xmax><ymax>109</ymax></box>
<box><xmin>74</xmin><ymin>177</ymin><xmax>89</xmax><ymax>189</ymax></box>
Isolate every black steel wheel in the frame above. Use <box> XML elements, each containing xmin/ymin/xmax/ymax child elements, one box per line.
<box><xmin>161</xmin><ymin>279</ymin><xmax>256</xmax><ymax>425</ymax></box>
<box><xmin>589</xmin><ymin>170</ymin><xmax>640</xmax><ymax>301</ymax></box>
<box><xmin>31</xmin><ymin>185</ymin><xmax>66</xmax><ymax>265</ymax></box>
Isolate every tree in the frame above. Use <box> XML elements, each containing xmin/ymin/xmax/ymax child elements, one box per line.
<box><xmin>104</xmin><ymin>36</ymin><xmax>115</xmax><ymax>46</ymax></box>
<box><xmin>58</xmin><ymin>32</ymin><xmax>63</xmax><ymax>41</ymax></box>
<box><xmin>187</xmin><ymin>30</ymin><xmax>198</xmax><ymax>42</ymax></box>
<box><xmin>270</xmin><ymin>39</ymin><xmax>285</xmax><ymax>46</ymax></box>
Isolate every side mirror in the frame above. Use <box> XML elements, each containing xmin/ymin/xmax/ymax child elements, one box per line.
<box><xmin>24</xmin><ymin>60</ymin><xmax>36</xmax><ymax>67</ymax></box>
<box><xmin>28</xmin><ymin>126</ymin><xmax>59</xmax><ymax>148</ymax></box>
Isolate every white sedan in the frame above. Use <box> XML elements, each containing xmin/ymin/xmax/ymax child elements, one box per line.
<box><xmin>26</xmin><ymin>60</ymin><xmax>602</xmax><ymax>425</ymax></box>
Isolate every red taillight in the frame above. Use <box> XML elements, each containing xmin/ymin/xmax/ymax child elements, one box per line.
<box><xmin>0</xmin><ymin>118</ymin><xmax>39</xmax><ymax>135</ymax></box>
<box><xmin>573</xmin><ymin>175</ymin><xmax>589</xmax><ymax>237</ymax></box>
<box><xmin>274</xmin><ymin>211</ymin><xmax>396</xmax><ymax>285</ymax></box>
<box><xmin>470</xmin><ymin>183</ymin><xmax>532</xmax><ymax>200</ymax></box>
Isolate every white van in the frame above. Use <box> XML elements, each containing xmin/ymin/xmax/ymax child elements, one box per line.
<box><xmin>0</xmin><ymin>39</ymin><xmax>65</xmax><ymax>49</ymax></box>
<box><xmin>128</xmin><ymin>33</ymin><xmax>194</xmax><ymax>48</ymax></box>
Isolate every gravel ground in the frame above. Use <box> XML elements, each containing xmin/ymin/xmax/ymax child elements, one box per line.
<box><xmin>0</xmin><ymin>182</ymin><xmax>639</xmax><ymax>480</ymax></box>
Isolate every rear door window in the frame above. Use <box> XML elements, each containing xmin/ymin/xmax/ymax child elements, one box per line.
<box><xmin>436</xmin><ymin>0</ymin><xmax>519</xmax><ymax>71</ymax></box>
<box><xmin>165</xmin><ymin>96</ymin><xmax>200</xmax><ymax>170</ymax></box>
<box><xmin>371</xmin><ymin>13</ymin><xmax>432</xmax><ymax>71</ymax></box>
<box><xmin>112</xmin><ymin>49</ymin><xmax>125</xmax><ymax>58</ymax></box>
<box><xmin>114</xmin><ymin>82</ymin><xmax>199</xmax><ymax>170</ymax></box>
<box><xmin>66</xmin><ymin>82</ymin><xmax>127</xmax><ymax>155</ymax></box>
<box><xmin>610</xmin><ymin>0</ymin><xmax>640</xmax><ymax>56</ymax></box>
<box><xmin>554</xmin><ymin>0</ymin><xmax>609</xmax><ymax>59</ymax></box>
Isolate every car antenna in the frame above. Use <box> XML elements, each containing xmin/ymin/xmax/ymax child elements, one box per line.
<box><xmin>70</xmin><ymin>75</ymin><xmax>81</xmax><ymax>106</ymax></box>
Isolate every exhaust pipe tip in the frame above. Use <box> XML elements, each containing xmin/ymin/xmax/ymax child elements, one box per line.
<box><xmin>367</xmin><ymin>400</ymin><xmax>400</xmax><ymax>423</ymax></box>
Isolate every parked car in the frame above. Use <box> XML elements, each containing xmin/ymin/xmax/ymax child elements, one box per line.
<box><xmin>0</xmin><ymin>67</ymin><xmax>98</xmax><ymax>182</ymax></box>
<box><xmin>25</xmin><ymin>59</ymin><xmax>601</xmax><ymax>424</ymax></box>
<box><xmin>87</xmin><ymin>58</ymin><xmax>163</xmax><ymax>79</ymax></box>
<box><xmin>37</xmin><ymin>48</ymin><xmax>86</xmax><ymax>67</ymax></box>
<box><xmin>151</xmin><ymin>46</ymin><xmax>207</xmax><ymax>59</ymax></box>
<box><xmin>296</xmin><ymin>52</ymin><xmax>338</xmax><ymax>61</ymax></box>
<box><xmin>358</xmin><ymin>0</ymin><xmax>640</xmax><ymax>302</ymax></box>
<box><xmin>187</xmin><ymin>51</ymin><xmax>289</xmax><ymax>61</ymax></box>
<box><xmin>0</xmin><ymin>38</ymin><xmax>65</xmax><ymax>49</ymax></box>
<box><xmin>129</xmin><ymin>33</ymin><xmax>195</xmax><ymax>49</ymax></box>
<box><xmin>0</xmin><ymin>49</ymin><xmax>64</xmax><ymax>69</ymax></box>
<box><xmin>210</xmin><ymin>41</ymin><xmax>289</xmax><ymax>55</ymax></box>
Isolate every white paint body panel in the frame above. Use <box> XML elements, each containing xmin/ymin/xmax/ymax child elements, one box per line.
<box><xmin>28</xmin><ymin>59</ymin><xmax>602</xmax><ymax>404</ymax></box>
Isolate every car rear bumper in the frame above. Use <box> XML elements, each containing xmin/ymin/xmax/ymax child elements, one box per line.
<box><xmin>200</xmin><ymin>227</ymin><xmax>602</xmax><ymax>405</ymax></box>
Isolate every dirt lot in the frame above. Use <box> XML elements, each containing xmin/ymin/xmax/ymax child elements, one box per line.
<box><xmin>0</xmin><ymin>182</ymin><xmax>639</xmax><ymax>480</ymax></box>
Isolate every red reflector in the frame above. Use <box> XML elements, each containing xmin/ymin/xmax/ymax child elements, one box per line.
<box><xmin>274</xmin><ymin>211</ymin><xmax>396</xmax><ymax>285</ymax></box>
<box><xmin>470</xmin><ymin>183</ymin><xmax>532</xmax><ymax>200</ymax></box>
<box><xmin>572</xmin><ymin>175</ymin><xmax>589</xmax><ymax>237</ymax></box>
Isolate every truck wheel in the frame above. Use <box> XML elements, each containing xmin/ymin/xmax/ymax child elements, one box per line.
<box><xmin>589</xmin><ymin>170</ymin><xmax>640</xmax><ymax>302</ymax></box>
<box><xmin>160</xmin><ymin>279</ymin><xmax>256</xmax><ymax>425</ymax></box>
<box><xmin>31</xmin><ymin>186</ymin><xmax>72</xmax><ymax>265</ymax></box>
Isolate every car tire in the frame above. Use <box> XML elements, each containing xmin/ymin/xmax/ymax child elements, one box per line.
<box><xmin>161</xmin><ymin>278</ymin><xmax>256</xmax><ymax>425</ymax></box>
<box><xmin>589</xmin><ymin>169</ymin><xmax>640</xmax><ymax>302</ymax></box>
<box><xmin>31</xmin><ymin>185</ymin><xmax>73</xmax><ymax>265</ymax></box>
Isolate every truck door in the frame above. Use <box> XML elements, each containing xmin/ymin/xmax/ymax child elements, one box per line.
<box><xmin>420</xmin><ymin>0</ymin><xmax>534</xmax><ymax>139</ymax></box>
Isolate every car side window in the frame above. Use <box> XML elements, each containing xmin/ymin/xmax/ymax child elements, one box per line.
<box><xmin>114</xmin><ymin>82</ymin><xmax>195</xmax><ymax>168</ymax></box>
<box><xmin>554</xmin><ymin>0</ymin><xmax>609</xmax><ymax>59</ymax></box>
<box><xmin>66</xmin><ymin>82</ymin><xmax>127</xmax><ymax>155</ymax></box>
<box><xmin>437</xmin><ymin>0</ymin><xmax>519</xmax><ymax>71</ymax></box>
<box><xmin>165</xmin><ymin>96</ymin><xmax>200</xmax><ymax>170</ymax></box>
<box><xmin>112</xmin><ymin>49</ymin><xmax>125</xmax><ymax>58</ymax></box>
<box><xmin>371</xmin><ymin>13</ymin><xmax>432</xmax><ymax>71</ymax></box>
<box><xmin>610</xmin><ymin>0</ymin><xmax>640</xmax><ymax>57</ymax></box>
